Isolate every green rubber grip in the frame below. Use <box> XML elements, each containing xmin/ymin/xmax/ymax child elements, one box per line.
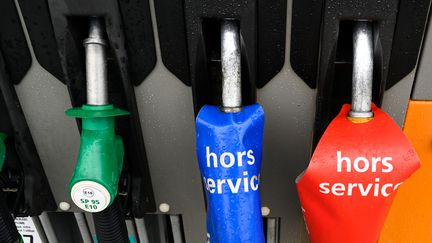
<box><xmin>66</xmin><ymin>105</ymin><xmax>128</xmax><ymax>212</ymax></box>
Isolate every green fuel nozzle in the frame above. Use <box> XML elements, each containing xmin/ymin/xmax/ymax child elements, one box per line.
<box><xmin>67</xmin><ymin>18</ymin><xmax>130</xmax><ymax>241</ymax></box>
<box><xmin>66</xmin><ymin>18</ymin><xmax>130</xmax><ymax>213</ymax></box>
<box><xmin>66</xmin><ymin>105</ymin><xmax>128</xmax><ymax>212</ymax></box>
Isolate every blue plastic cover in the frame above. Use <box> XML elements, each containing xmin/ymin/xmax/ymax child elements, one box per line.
<box><xmin>196</xmin><ymin>104</ymin><xmax>265</xmax><ymax>243</ymax></box>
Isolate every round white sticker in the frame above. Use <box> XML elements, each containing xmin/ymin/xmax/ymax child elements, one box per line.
<box><xmin>71</xmin><ymin>181</ymin><xmax>111</xmax><ymax>213</ymax></box>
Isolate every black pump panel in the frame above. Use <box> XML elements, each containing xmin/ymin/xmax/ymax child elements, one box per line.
<box><xmin>17</xmin><ymin>0</ymin><xmax>157</xmax><ymax>216</ymax></box>
<box><xmin>154</xmin><ymin>0</ymin><xmax>287</xmax><ymax>112</ymax></box>
<box><xmin>290</xmin><ymin>0</ymin><xmax>432</xmax><ymax>145</ymax></box>
<box><xmin>0</xmin><ymin>1</ymin><xmax>31</xmax><ymax>84</ymax></box>
<box><xmin>291</xmin><ymin>0</ymin><xmax>431</xmax><ymax>90</ymax></box>
<box><xmin>18</xmin><ymin>0</ymin><xmax>156</xmax><ymax>86</ymax></box>
<box><xmin>0</xmin><ymin>1</ymin><xmax>56</xmax><ymax>215</ymax></box>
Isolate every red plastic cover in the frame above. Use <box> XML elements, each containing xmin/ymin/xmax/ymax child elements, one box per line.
<box><xmin>296</xmin><ymin>104</ymin><xmax>420</xmax><ymax>243</ymax></box>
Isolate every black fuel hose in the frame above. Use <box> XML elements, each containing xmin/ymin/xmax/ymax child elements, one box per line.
<box><xmin>93</xmin><ymin>197</ymin><xmax>128</xmax><ymax>243</ymax></box>
<box><xmin>0</xmin><ymin>193</ymin><xmax>20</xmax><ymax>243</ymax></box>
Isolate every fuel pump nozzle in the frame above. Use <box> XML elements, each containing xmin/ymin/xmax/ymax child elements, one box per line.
<box><xmin>296</xmin><ymin>20</ymin><xmax>420</xmax><ymax>243</ymax></box>
<box><xmin>66</xmin><ymin>17</ymin><xmax>129</xmax><ymax>242</ymax></box>
<box><xmin>348</xmin><ymin>21</ymin><xmax>374</xmax><ymax>121</ymax></box>
<box><xmin>85</xmin><ymin>18</ymin><xmax>109</xmax><ymax>106</ymax></box>
<box><xmin>67</xmin><ymin>18</ymin><xmax>128</xmax><ymax>213</ymax></box>
<box><xmin>195</xmin><ymin>20</ymin><xmax>265</xmax><ymax>243</ymax></box>
<box><xmin>66</xmin><ymin>18</ymin><xmax>129</xmax><ymax>242</ymax></box>
<box><xmin>221</xmin><ymin>20</ymin><xmax>242</xmax><ymax>113</ymax></box>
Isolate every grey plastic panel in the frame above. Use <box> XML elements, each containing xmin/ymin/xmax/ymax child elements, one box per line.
<box><xmin>169</xmin><ymin>215</ymin><xmax>184</xmax><ymax>243</ymax></box>
<box><xmin>38</xmin><ymin>213</ymin><xmax>58</xmax><ymax>243</ymax></box>
<box><xmin>132</xmin><ymin>0</ymin><xmax>207</xmax><ymax>242</ymax></box>
<box><xmin>30</xmin><ymin>216</ymin><xmax>49</xmax><ymax>243</ymax></box>
<box><xmin>40</xmin><ymin>212</ymin><xmax>84</xmax><ymax>243</ymax></box>
<box><xmin>15</xmin><ymin>63</ymin><xmax>81</xmax><ymax>212</ymax></box>
<box><xmin>135</xmin><ymin>218</ymin><xmax>150</xmax><ymax>243</ymax></box>
<box><xmin>266</xmin><ymin>218</ymin><xmax>280</xmax><ymax>243</ymax></box>
<box><xmin>412</xmin><ymin>17</ymin><xmax>432</xmax><ymax>101</ymax></box>
<box><xmin>74</xmin><ymin>213</ymin><xmax>92</xmax><ymax>243</ymax></box>
<box><xmin>14</xmin><ymin>0</ymin><xmax>82</xmax><ymax>212</ymax></box>
<box><xmin>126</xmin><ymin>219</ymin><xmax>139</xmax><ymax>242</ymax></box>
<box><xmin>380</xmin><ymin>5</ymin><xmax>430</xmax><ymax>126</ymax></box>
<box><xmin>257</xmin><ymin>1</ymin><xmax>315</xmax><ymax>242</ymax></box>
<box><xmin>381</xmin><ymin>71</ymin><xmax>417</xmax><ymax>127</ymax></box>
